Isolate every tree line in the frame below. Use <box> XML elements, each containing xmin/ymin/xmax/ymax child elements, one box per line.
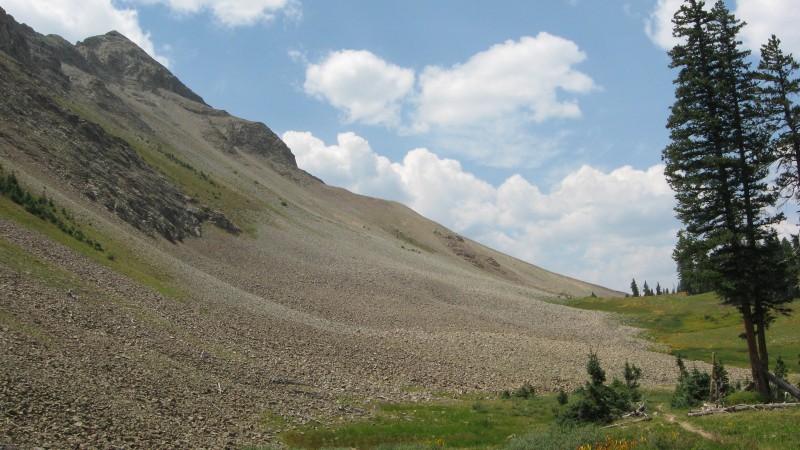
<box><xmin>629</xmin><ymin>278</ymin><xmax>673</xmax><ymax>297</ymax></box>
<box><xmin>662</xmin><ymin>0</ymin><xmax>800</xmax><ymax>399</ymax></box>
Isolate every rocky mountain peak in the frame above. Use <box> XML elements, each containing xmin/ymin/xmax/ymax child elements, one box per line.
<box><xmin>76</xmin><ymin>30</ymin><xmax>206</xmax><ymax>105</ymax></box>
<box><xmin>0</xmin><ymin>7</ymin><xmax>205</xmax><ymax>105</ymax></box>
<box><xmin>0</xmin><ymin>7</ymin><xmax>33</xmax><ymax>64</ymax></box>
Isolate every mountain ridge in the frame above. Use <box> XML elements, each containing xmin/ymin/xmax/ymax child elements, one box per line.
<box><xmin>0</xmin><ymin>9</ymin><xmax>686</xmax><ymax>448</ymax></box>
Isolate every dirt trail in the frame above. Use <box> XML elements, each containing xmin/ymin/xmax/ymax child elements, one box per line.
<box><xmin>665</xmin><ymin>413</ymin><xmax>720</xmax><ymax>441</ymax></box>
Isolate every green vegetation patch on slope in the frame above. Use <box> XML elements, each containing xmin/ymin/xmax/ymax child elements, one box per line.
<box><xmin>134</xmin><ymin>139</ymin><xmax>256</xmax><ymax>229</ymax></box>
<box><xmin>387</xmin><ymin>227</ymin><xmax>437</xmax><ymax>254</ymax></box>
<box><xmin>565</xmin><ymin>293</ymin><xmax>800</xmax><ymax>372</ymax></box>
<box><xmin>0</xmin><ymin>192</ymin><xmax>186</xmax><ymax>302</ymax></box>
<box><xmin>1</xmin><ymin>165</ymin><xmax>104</xmax><ymax>251</ymax></box>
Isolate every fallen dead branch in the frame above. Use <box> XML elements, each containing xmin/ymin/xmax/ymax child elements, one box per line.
<box><xmin>338</xmin><ymin>404</ymin><xmax>366</xmax><ymax>414</ymax></box>
<box><xmin>688</xmin><ymin>402</ymin><xmax>800</xmax><ymax>417</ymax></box>
<box><xmin>603</xmin><ymin>405</ymin><xmax>650</xmax><ymax>428</ymax></box>
<box><xmin>622</xmin><ymin>404</ymin><xmax>647</xmax><ymax>418</ymax></box>
<box><xmin>603</xmin><ymin>416</ymin><xmax>651</xmax><ymax>428</ymax></box>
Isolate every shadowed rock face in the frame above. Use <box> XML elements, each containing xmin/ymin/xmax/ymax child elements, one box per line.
<box><xmin>0</xmin><ymin>56</ymin><xmax>238</xmax><ymax>241</ymax></box>
<box><xmin>0</xmin><ymin>8</ymin><xmax>31</xmax><ymax>64</ymax></box>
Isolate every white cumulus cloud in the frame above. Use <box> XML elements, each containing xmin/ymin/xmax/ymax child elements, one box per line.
<box><xmin>3</xmin><ymin>0</ymin><xmax>302</xmax><ymax>67</ymax></box>
<box><xmin>282</xmin><ymin>131</ymin><xmax>408</xmax><ymax>202</ymax></box>
<box><xmin>644</xmin><ymin>0</ymin><xmax>684</xmax><ymax>51</ymax></box>
<box><xmin>415</xmin><ymin>32</ymin><xmax>597</xmax><ymax>130</ymax></box>
<box><xmin>393</xmin><ymin>148</ymin><xmax>497</xmax><ymax>232</ymax></box>
<box><xmin>736</xmin><ymin>0</ymin><xmax>800</xmax><ymax>56</ymax></box>
<box><xmin>302</xmin><ymin>34</ymin><xmax>597</xmax><ymax>130</ymax></box>
<box><xmin>284</xmin><ymin>130</ymin><xmax>679</xmax><ymax>291</ymax></box>
<box><xmin>137</xmin><ymin>0</ymin><xmax>301</xmax><ymax>26</ymax></box>
<box><xmin>300</xmin><ymin>34</ymin><xmax>596</xmax><ymax>167</ymax></box>
<box><xmin>303</xmin><ymin>50</ymin><xmax>415</xmax><ymax>127</ymax></box>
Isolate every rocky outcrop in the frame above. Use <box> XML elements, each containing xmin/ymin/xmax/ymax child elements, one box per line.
<box><xmin>0</xmin><ymin>7</ymin><xmax>238</xmax><ymax>242</ymax></box>
<box><xmin>76</xmin><ymin>31</ymin><xmax>207</xmax><ymax>105</ymax></box>
<box><xmin>204</xmin><ymin>118</ymin><xmax>298</xmax><ymax>166</ymax></box>
<box><xmin>0</xmin><ymin>8</ymin><xmax>31</xmax><ymax>65</ymax></box>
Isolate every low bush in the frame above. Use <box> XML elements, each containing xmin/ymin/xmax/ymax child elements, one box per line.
<box><xmin>502</xmin><ymin>381</ymin><xmax>536</xmax><ymax>400</ymax></box>
<box><xmin>556</xmin><ymin>351</ymin><xmax>642</xmax><ymax>425</ymax></box>
<box><xmin>670</xmin><ymin>354</ymin><xmax>730</xmax><ymax>408</ymax></box>
<box><xmin>556</xmin><ymin>388</ymin><xmax>569</xmax><ymax>405</ymax></box>
<box><xmin>723</xmin><ymin>390</ymin><xmax>762</xmax><ymax>405</ymax></box>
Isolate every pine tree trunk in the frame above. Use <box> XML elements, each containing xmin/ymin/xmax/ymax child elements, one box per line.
<box><xmin>756</xmin><ymin>316</ymin><xmax>771</xmax><ymax>387</ymax></box>
<box><xmin>741</xmin><ymin>302</ymin><xmax>770</xmax><ymax>397</ymax></box>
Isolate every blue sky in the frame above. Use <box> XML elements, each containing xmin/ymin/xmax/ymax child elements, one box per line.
<box><xmin>5</xmin><ymin>0</ymin><xmax>800</xmax><ymax>292</ymax></box>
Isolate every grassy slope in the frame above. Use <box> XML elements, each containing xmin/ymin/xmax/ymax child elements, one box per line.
<box><xmin>281</xmin><ymin>396</ymin><xmax>558</xmax><ymax>449</ymax></box>
<box><xmin>565</xmin><ymin>292</ymin><xmax>800</xmax><ymax>374</ymax></box>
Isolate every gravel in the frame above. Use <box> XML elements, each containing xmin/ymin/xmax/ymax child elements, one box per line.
<box><xmin>1</xmin><ymin>209</ymin><xmax>741</xmax><ymax>448</ymax></box>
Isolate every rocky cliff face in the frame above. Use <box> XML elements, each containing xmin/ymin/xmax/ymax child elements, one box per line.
<box><xmin>0</xmin><ymin>7</ymin><xmax>314</xmax><ymax>241</ymax></box>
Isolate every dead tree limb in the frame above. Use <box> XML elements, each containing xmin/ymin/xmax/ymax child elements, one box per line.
<box><xmin>603</xmin><ymin>416</ymin><xmax>651</xmax><ymax>428</ymax></box>
<box><xmin>621</xmin><ymin>404</ymin><xmax>647</xmax><ymax>418</ymax></box>
<box><xmin>765</xmin><ymin>371</ymin><xmax>800</xmax><ymax>401</ymax></box>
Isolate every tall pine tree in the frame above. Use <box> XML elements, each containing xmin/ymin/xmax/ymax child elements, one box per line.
<box><xmin>662</xmin><ymin>0</ymin><xmax>792</xmax><ymax>397</ymax></box>
<box><xmin>758</xmin><ymin>35</ymin><xmax>800</xmax><ymax>202</ymax></box>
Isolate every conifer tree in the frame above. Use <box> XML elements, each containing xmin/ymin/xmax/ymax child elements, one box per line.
<box><xmin>674</xmin><ymin>230</ymin><xmax>713</xmax><ymax>294</ymax></box>
<box><xmin>630</xmin><ymin>278</ymin><xmax>640</xmax><ymax>297</ymax></box>
<box><xmin>758</xmin><ymin>35</ymin><xmax>800</xmax><ymax>201</ymax></box>
<box><xmin>662</xmin><ymin>0</ymin><xmax>793</xmax><ymax>397</ymax></box>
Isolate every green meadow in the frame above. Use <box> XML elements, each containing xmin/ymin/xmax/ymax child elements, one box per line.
<box><xmin>565</xmin><ymin>293</ymin><xmax>800</xmax><ymax>374</ymax></box>
<box><xmin>260</xmin><ymin>392</ymin><xmax>800</xmax><ymax>449</ymax></box>
<box><xmin>260</xmin><ymin>293</ymin><xmax>800</xmax><ymax>449</ymax></box>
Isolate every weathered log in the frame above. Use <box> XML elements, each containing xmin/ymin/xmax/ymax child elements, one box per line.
<box><xmin>687</xmin><ymin>408</ymin><xmax>729</xmax><ymax>417</ymax></box>
<box><xmin>298</xmin><ymin>414</ymin><xmax>322</xmax><ymax>424</ymax></box>
<box><xmin>688</xmin><ymin>402</ymin><xmax>800</xmax><ymax>417</ymax></box>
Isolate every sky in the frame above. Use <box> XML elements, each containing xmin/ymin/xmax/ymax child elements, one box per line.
<box><xmin>4</xmin><ymin>0</ymin><xmax>800</xmax><ymax>293</ymax></box>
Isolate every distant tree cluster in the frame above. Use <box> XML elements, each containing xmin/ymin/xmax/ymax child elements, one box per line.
<box><xmin>629</xmin><ymin>278</ymin><xmax>671</xmax><ymax>297</ymax></box>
